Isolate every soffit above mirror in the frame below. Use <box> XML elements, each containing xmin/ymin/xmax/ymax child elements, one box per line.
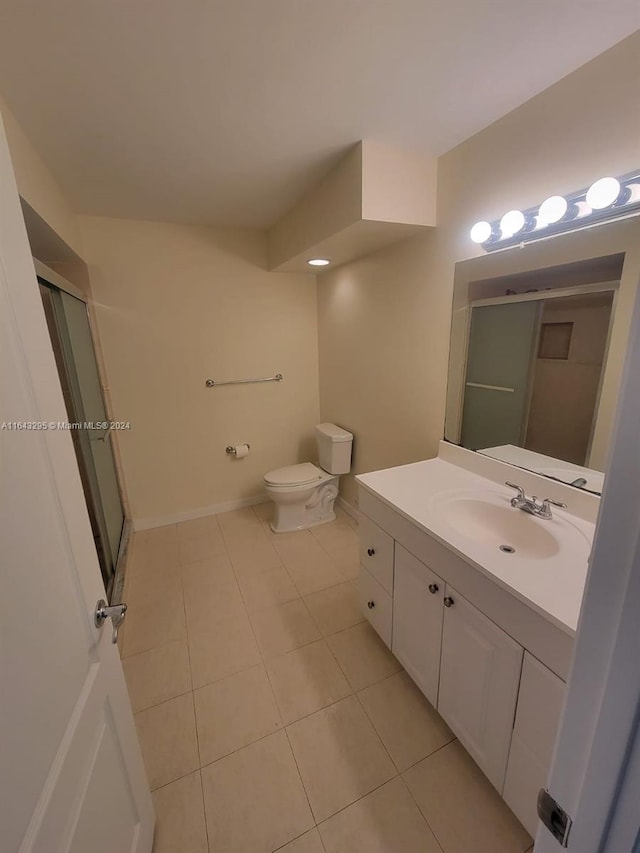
<box><xmin>267</xmin><ymin>141</ymin><xmax>436</xmax><ymax>273</ymax></box>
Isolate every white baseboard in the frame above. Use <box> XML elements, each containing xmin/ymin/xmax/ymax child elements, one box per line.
<box><xmin>337</xmin><ymin>495</ymin><xmax>359</xmax><ymax>524</ymax></box>
<box><xmin>133</xmin><ymin>494</ymin><xmax>269</xmax><ymax>531</ymax></box>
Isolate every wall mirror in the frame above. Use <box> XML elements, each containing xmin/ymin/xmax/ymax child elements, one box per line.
<box><xmin>445</xmin><ymin>217</ymin><xmax>640</xmax><ymax>494</ymax></box>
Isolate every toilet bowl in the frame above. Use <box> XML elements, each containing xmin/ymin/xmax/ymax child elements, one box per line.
<box><xmin>264</xmin><ymin>424</ymin><xmax>353</xmax><ymax>533</ymax></box>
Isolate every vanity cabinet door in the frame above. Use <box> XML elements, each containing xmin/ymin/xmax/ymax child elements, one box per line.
<box><xmin>392</xmin><ymin>545</ymin><xmax>444</xmax><ymax>707</ymax></box>
<box><xmin>438</xmin><ymin>586</ymin><xmax>523</xmax><ymax>792</ymax></box>
<box><xmin>503</xmin><ymin>652</ymin><xmax>565</xmax><ymax>836</ymax></box>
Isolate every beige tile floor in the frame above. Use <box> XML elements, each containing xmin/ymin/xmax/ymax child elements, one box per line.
<box><xmin>120</xmin><ymin>504</ymin><xmax>534</xmax><ymax>853</ymax></box>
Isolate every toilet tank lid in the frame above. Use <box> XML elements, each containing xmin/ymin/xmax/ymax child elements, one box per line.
<box><xmin>315</xmin><ymin>423</ymin><xmax>353</xmax><ymax>443</ymax></box>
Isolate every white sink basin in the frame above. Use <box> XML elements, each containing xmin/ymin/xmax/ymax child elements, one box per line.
<box><xmin>436</xmin><ymin>491</ymin><xmax>591</xmax><ymax>561</ymax></box>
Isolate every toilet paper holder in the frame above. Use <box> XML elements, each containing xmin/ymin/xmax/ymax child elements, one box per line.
<box><xmin>226</xmin><ymin>444</ymin><xmax>251</xmax><ymax>455</ymax></box>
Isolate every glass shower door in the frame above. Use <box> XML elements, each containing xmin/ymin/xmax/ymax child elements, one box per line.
<box><xmin>39</xmin><ymin>280</ymin><xmax>124</xmax><ymax>596</ymax></box>
<box><xmin>461</xmin><ymin>301</ymin><xmax>541</xmax><ymax>451</ymax></box>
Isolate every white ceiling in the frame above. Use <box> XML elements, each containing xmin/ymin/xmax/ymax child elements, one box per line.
<box><xmin>0</xmin><ymin>2</ymin><xmax>638</xmax><ymax>228</ymax></box>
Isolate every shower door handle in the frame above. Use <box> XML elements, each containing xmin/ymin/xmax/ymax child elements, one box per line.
<box><xmin>94</xmin><ymin>599</ymin><xmax>127</xmax><ymax>643</ymax></box>
<box><xmin>90</xmin><ymin>423</ymin><xmax>113</xmax><ymax>442</ymax></box>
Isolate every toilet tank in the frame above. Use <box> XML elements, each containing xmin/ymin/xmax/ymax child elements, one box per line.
<box><xmin>315</xmin><ymin>423</ymin><xmax>353</xmax><ymax>474</ymax></box>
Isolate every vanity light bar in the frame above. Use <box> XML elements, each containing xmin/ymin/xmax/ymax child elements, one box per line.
<box><xmin>471</xmin><ymin>170</ymin><xmax>640</xmax><ymax>251</ymax></box>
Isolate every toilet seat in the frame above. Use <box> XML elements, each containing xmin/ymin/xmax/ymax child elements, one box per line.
<box><xmin>264</xmin><ymin>462</ymin><xmax>325</xmax><ymax>488</ymax></box>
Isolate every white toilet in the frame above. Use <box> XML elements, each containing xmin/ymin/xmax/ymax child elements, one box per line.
<box><xmin>264</xmin><ymin>423</ymin><xmax>353</xmax><ymax>533</ymax></box>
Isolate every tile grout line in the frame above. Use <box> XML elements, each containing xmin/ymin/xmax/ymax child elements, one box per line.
<box><xmin>271</xmin><ymin>828</ymin><xmax>327</xmax><ymax>853</ymax></box>
<box><xmin>399</xmin><ymin>740</ymin><xmax>468</xmax><ymax>853</ymax></box>
<box><xmin>396</xmin><ymin>773</ymin><xmax>447</xmax><ymax>853</ymax></box>
<box><xmin>354</xmin><ymin>671</ymin><xmax>458</xmax><ymax>776</ymax></box>
<box><xmin>131</xmin><ymin>685</ymin><xmax>194</xmax><ymax>716</ymax></box>
<box><xmin>313</xmin><ymin>773</ymin><xmax>411</xmax><ymax>840</ymax></box>
<box><xmin>399</xmin><ymin>734</ymin><xmax>458</xmax><ymax>775</ymax></box>
<box><xmin>322</xmin><ymin>621</ymin><xmax>399</xmax><ymax>694</ymax></box>
<box><xmin>352</xmin><ymin>688</ymin><xmax>400</xmax><ymax>773</ymax></box>
<box><xmin>178</xmin><ymin>527</ymin><xmax>213</xmax><ymax>853</ymax></box>
<box><xmin>411</xmin><ymin>729</ymin><xmax>458</xmax><ymax>769</ymax></box>
<box><xmin>148</xmin><ymin>765</ymin><xmax>200</xmax><ymax>794</ymax></box>
<box><xmin>198</xmin><ymin>767</ymin><xmax>212</xmax><ymax>853</ymax></box>
<box><xmin>234</xmin><ymin>528</ymin><xmax>320</xmax><ymax>844</ymax></box>
<box><xmin>281</xmin><ymin>724</ymin><xmax>320</xmax><ymax>835</ymax></box>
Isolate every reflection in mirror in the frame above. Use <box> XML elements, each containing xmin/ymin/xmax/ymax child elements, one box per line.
<box><xmin>445</xmin><ymin>219</ymin><xmax>640</xmax><ymax>496</ymax></box>
<box><xmin>460</xmin><ymin>291</ymin><xmax>615</xmax><ymax>492</ymax></box>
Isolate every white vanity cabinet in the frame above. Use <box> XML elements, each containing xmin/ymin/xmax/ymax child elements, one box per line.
<box><xmin>357</xmin><ymin>492</ymin><xmax>570</xmax><ymax>834</ymax></box>
<box><xmin>392</xmin><ymin>545</ymin><xmax>443</xmax><ymax>706</ymax></box>
<box><xmin>438</xmin><ymin>586</ymin><xmax>523</xmax><ymax>791</ymax></box>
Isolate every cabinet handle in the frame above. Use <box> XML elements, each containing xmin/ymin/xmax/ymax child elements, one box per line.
<box><xmin>367</xmin><ymin>548</ymin><xmax>376</xmax><ymax>557</ymax></box>
<box><xmin>443</xmin><ymin>596</ymin><xmax>454</xmax><ymax>608</ymax></box>
<box><xmin>428</xmin><ymin>583</ymin><xmax>439</xmax><ymax>594</ymax></box>
<box><xmin>367</xmin><ymin>600</ymin><xmax>376</xmax><ymax>609</ymax></box>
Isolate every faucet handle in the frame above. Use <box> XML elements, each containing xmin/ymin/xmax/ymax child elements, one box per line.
<box><xmin>542</xmin><ymin>497</ymin><xmax>567</xmax><ymax>512</ymax></box>
<box><xmin>505</xmin><ymin>481</ymin><xmax>525</xmax><ymax>500</ymax></box>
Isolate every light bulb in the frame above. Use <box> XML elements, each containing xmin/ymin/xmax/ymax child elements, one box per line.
<box><xmin>500</xmin><ymin>210</ymin><xmax>525</xmax><ymax>239</ymax></box>
<box><xmin>470</xmin><ymin>221</ymin><xmax>492</xmax><ymax>244</ymax></box>
<box><xmin>586</xmin><ymin>177</ymin><xmax>621</xmax><ymax>210</ymax></box>
<box><xmin>307</xmin><ymin>258</ymin><xmax>331</xmax><ymax>267</ymax></box>
<box><xmin>538</xmin><ymin>195</ymin><xmax>568</xmax><ymax>226</ymax></box>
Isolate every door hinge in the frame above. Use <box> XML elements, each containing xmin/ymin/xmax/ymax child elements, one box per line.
<box><xmin>537</xmin><ymin>789</ymin><xmax>572</xmax><ymax>847</ymax></box>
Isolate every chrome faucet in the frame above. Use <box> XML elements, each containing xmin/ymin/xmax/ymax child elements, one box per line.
<box><xmin>505</xmin><ymin>481</ymin><xmax>567</xmax><ymax>519</ymax></box>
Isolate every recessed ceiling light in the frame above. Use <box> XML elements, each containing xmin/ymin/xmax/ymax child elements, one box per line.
<box><xmin>307</xmin><ymin>258</ymin><xmax>331</xmax><ymax>267</ymax></box>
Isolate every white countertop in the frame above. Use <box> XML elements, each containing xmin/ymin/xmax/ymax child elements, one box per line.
<box><xmin>356</xmin><ymin>457</ymin><xmax>595</xmax><ymax>635</ymax></box>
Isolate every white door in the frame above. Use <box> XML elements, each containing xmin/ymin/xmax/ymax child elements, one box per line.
<box><xmin>534</xmin><ymin>250</ymin><xmax>640</xmax><ymax>851</ymax></box>
<box><xmin>392</xmin><ymin>545</ymin><xmax>444</xmax><ymax>706</ymax></box>
<box><xmin>0</xmin><ymin>116</ymin><xmax>154</xmax><ymax>852</ymax></box>
<box><xmin>438</xmin><ymin>586</ymin><xmax>523</xmax><ymax>792</ymax></box>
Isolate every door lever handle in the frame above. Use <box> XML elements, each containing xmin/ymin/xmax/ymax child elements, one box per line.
<box><xmin>94</xmin><ymin>599</ymin><xmax>127</xmax><ymax>644</ymax></box>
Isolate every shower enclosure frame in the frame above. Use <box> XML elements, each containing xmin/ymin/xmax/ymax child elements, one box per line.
<box><xmin>36</xmin><ymin>260</ymin><xmax>126</xmax><ymax>600</ymax></box>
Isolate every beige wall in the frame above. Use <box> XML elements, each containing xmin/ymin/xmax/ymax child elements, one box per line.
<box><xmin>318</xmin><ymin>32</ymin><xmax>640</xmax><ymax>507</ymax></box>
<box><xmin>80</xmin><ymin>216</ymin><xmax>320</xmax><ymax>526</ymax></box>
<box><xmin>0</xmin><ymin>96</ymin><xmax>84</xmax><ymax>257</ymax></box>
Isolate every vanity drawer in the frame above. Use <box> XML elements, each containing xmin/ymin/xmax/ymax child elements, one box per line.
<box><xmin>359</xmin><ymin>565</ymin><xmax>392</xmax><ymax>647</ymax></box>
<box><xmin>359</xmin><ymin>514</ymin><xmax>394</xmax><ymax>593</ymax></box>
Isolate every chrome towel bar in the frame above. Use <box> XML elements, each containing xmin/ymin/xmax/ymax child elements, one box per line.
<box><xmin>206</xmin><ymin>373</ymin><xmax>283</xmax><ymax>388</ymax></box>
<box><xmin>465</xmin><ymin>381</ymin><xmax>515</xmax><ymax>393</ymax></box>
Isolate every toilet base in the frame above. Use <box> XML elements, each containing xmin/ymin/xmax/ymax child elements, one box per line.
<box><xmin>270</xmin><ymin>509</ymin><xmax>336</xmax><ymax>534</ymax></box>
<box><xmin>268</xmin><ymin>477</ymin><xmax>339</xmax><ymax>534</ymax></box>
